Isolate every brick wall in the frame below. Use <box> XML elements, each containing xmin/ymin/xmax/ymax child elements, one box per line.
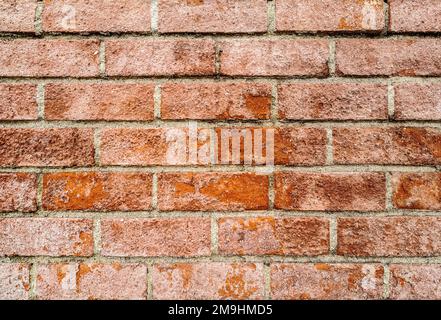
<box><xmin>0</xmin><ymin>0</ymin><xmax>441</xmax><ymax>300</ymax></box>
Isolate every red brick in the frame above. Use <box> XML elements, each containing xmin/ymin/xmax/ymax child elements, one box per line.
<box><xmin>275</xmin><ymin>172</ymin><xmax>386</xmax><ymax>211</ymax></box>
<box><xmin>0</xmin><ymin>128</ymin><xmax>94</xmax><ymax>167</ymax></box>
<box><xmin>278</xmin><ymin>83</ymin><xmax>388</xmax><ymax>120</ymax></box>
<box><xmin>157</xmin><ymin>173</ymin><xmax>269</xmax><ymax>211</ymax></box>
<box><xmin>218</xmin><ymin>217</ymin><xmax>329</xmax><ymax>256</ymax></box>
<box><xmin>394</xmin><ymin>83</ymin><xmax>441</xmax><ymax>120</ymax></box>
<box><xmin>392</xmin><ymin>173</ymin><xmax>441</xmax><ymax>210</ymax></box>
<box><xmin>100</xmin><ymin>218</ymin><xmax>210</xmax><ymax>257</ymax></box>
<box><xmin>158</xmin><ymin>0</ymin><xmax>267</xmax><ymax>34</ymax></box>
<box><xmin>220</xmin><ymin>39</ymin><xmax>329</xmax><ymax>76</ymax></box>
<box><xmin>390</xmin><ymin>264</ymin><xmax>441</xmax><ymax>300</ymax></box>
<box><xmin>152</xmin><ymin>263</ymin><xmax>264</xmax><ymax>300</ymax></box>
<box><xmin>0</xmin><ymin>40</ymin><xmax>100</xmax><ymax>77</ymax></box>
<box><xmin>0</xmin><ymin>173</ymin><xmax>37</xmax><ymax>213</ymax></box>
<box><xmin>106</xmin><ymin>39</ymin><xmax>215</xmax><ymax>76</ymax></box>
<box><xmin>0</xmin><ymin>84</ymin><xmax>38</xmax><ymax>120</ymax></box>
<box><xmin>338</xmin><ymin>217</ymin><xmax>441</xmax><ymax>257</ymax></box>
<box><xmin>333</xmin><ymin>127</ymin><xmax>441</xmax><ymax>165</ymax></box>
<box><xmin>45</xmin><ymin>83</ymin><xmax>154</xmax><ymax>121</ymax></box>
<box><xmin>390</xmin><ymin>0</ymin><xmax>441</xmax><ymax>33</ymax></box>
<box><xmin>42</xmin><ymin>172</ymin><xmax>152</xmax><ymax>211</ymax></box>
<box><xmin>336</xmin><ymin>39</ymin><xmax>441</xmax><ymax>76</ymax></box>
<box><xmin>0</xmin><ymin>0</ymin><xmax>36</xmax><ymax>33</ymax></box>
<box><xmin>0</xmin><ymin>218</ymin><xmax>93</xmax><ymax>257</ymax></box>
<box><xmin>161</xmin><ymin>82</ymin><xmax>271</xmax><ymax>120</ymax></box>
<box><xmin>276</xmin><ymin>0</ymin><xmax>385</xmax><ymax>33</ymax></box>
<box><xmin>0</xmin><ymin>264</ymin><xmax>30</xmax><ymax>300</ymax></box>
<box><xmin>43</xmin><ymin>0</ymin><xmax>150</xmax><ymax>33</ymax></box>
<box><xmin>36</xmin><ymin>263</ymin><xmax>147</xmax><ymax>300</ymax></box>
<box><xmin>271</xmin><ymin>263</ymin><xmax>384</xmax><ymax>300</ymax></box>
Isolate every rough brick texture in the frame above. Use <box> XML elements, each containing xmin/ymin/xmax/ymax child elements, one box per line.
<box><xmin>1</xmin><ymin>0</ymin><xmax>441</xmax><ymax>301</ymax></box>
<box><xmin>152</xmin><ymin>263</ymin><xmax>264</xmax><ymax>300</ymax></box>
<box><xmin>43</xmin><ymin>0</ymin><xmax>151</xmax><ymax>33</ymax></box>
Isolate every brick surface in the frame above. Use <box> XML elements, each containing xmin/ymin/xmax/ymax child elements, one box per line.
<box><xmin>0</xmin><ymin>128</ymin><xmax>95</xmax><ymax>167</ymax></box>
<box><xmin>42</xmin><ymin>172</ymin><xmax>152</xmax><ymax>211</ymax></box>
<box><xmin>218</xmin><ymin>217</ymin><xmax>329</xmax><ymax>256</ymax></box>
<box><xmin>392</xmin><ymin>173</ymin><xmax>441</xmax><ymax>210</ymax></box>
<box><xmin>161</xmin><ymin>82</ymin><xmax>271</xmax><ymax>120</ymax></box>
<box><xmin>101</xmin><ymin>218</ymin><xmax>211</xmax><ymax>257</ymax></box>
<box><xmin>158</xmin><ymin>0</ymin><xmax>267</xmax><ymax>34</ymax></box>
<box><xmin>157</xmin><ymin>173</ymin><xmax>269</xmax><ymax>211</ymax></box>
<box><xmin>220</xmin><ymin>40</ymin><xmax>329</xmax><ymax>76</ymax></box>
<box><xmin>0</xmin><ymin>40</ymin><xmax>100</xmax><ymax>77</ymax></box>
<box><xmin>152</xmin><ymin>263</ymin><xmax>264</xmax><ymax>300</ymax></box>
<box><xmin>333</xmin><ymin>127</ymin><xmax>441</xmax><ymax>165</ymax></box>
<box><xmin>389</xmin><ymin>264</ymin><xmax>441</xmax><ymax>300</ymax></box>
<box><xmin>0</xmin><ymin>264</ymin><xmax>30</xmax><ymax>300</ymax></box>
<box><xmin>276</xmin><ymin>0</ymin><xmax>385</xmax><ymax>33</ymax></box>
<box><xmin>36</xmin><ymin>263</ymin><xmax>147</xmax><ymax>300</ymax></box>
<box><xmin>278</xmin><ymin>83</ymin><xmax>388</xmax><ymax>120</ymax></box>
<box><xmin>338</xmin><ymin>217</ymin><xmax>441</xmax><ymax>257</ymax></box>
<box><xmin>106</xmin><ymin>39</ymin><xmax>215</xmax><ymax>76</ymax></box>
<box><xmin>43</xmin><ymin>0</ymin><xmax>151</xmax><ymax>33</ymax></box>
<box><xmin>0</xmin><ymin>218</ymin><xmax>93</xmax><ymax>257</ymax></box>
<box><xmin>45</xmin><ymin>83</ymin><xmax>154</xmax><ymax>121</ymax></box>
<box><xmin>0</xmin><ymin>0</ymin><xmax>36</xmax><ymax>33</ymax></box>
<box><xmin>274</xmin><ymin>172</ymin><xmax>386</xmax><ymax>211</ymax></box>
<box><xmin>0</xmin><ymin>84</ymin><xmax>37</xmax><ymax>120</ymax></box>
<box><xmin>271</xmin><ymin>264</ymin><xmax>384</xmax><ymax>300</ymax></box>
<box><xmin>0</xmin><ymin>173</ymin><xmax>37</xmax><ymax>213</ymax></box>
<box><xmin>394</xmin><ymin>83</ymin><xmax>441</xmax><ymax>120</ymax></box>
<box><xmin>336</xmin><ymin>39</ymin><xmax>441</xmax><ymax>76</ymax></box>
<box><xmin>390</xmin><ymin>0</ymin><xmax>441</xmax><ymax>33</ymax></box>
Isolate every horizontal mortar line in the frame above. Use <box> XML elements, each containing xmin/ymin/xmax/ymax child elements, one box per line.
<box><xmin>1</xmin><ymin>33</ymin><xmax>441</xmax><ymax>40</ymax></box>
<box><xmin>0</xmin><ymin>120</ymin><xmax>440</xmax><ymax>128</ymax></box>
<box><xmin>0</xmin><ymin>165</ymin><xmax>438</xmax><ymax>173</ymax></box>
<box><xmin>1</xmin><ymin>210</ymin><xmax>441</xmax><ymax>219</ymax></box>
<box><xmin>3</xmin><ymin>255</ymin><xmax>441</xmax><ymax>265</ymax></box>
<box><xmin>3</xmin><ymin>76</ymin><xmax>441</xmax><ymax>84</ymax></box>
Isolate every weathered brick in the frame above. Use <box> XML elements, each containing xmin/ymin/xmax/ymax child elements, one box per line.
<box><xmin>42</xmin><ymin>172</ymin><xmax>152</xmax><ymax>211</ymax></box>
<box><xmin>390</xmin><ymin>264</ymin><xmax>441</xmax><ymax>300</ymax></box>
<box><xmin>275</xmin><ymin>172</ymin><xmax>386</xmax><ymax>211</ymax></box>
<box><xmin>0</xmin><ymin>173</ymin><xmax>37</xmax><ymax>212</ymax></box>
<box><xmin>278</xmin><ymin>83</ymin><xmax>388</xmax><ymax>120</ymax></box>
<box><xmin>333</xmin><ymin>127</ymin><xmax>441</xmax><ymax>165</ymax></box>
<box><xmin>106</xmin><ymin>39</ymin><xmax>215</xmax><ymax>76</ymax></box>
<box><xmin>392</xmin><ymin>173</ymin><xmax>441</xmax><ymax>210</ymax></box>
<box><xmin>338</xmin><ymin>217</ymin><xmax>441</xmax><ymax>257</ymax></box>
<box><xmin>0</xmin><ymin>0</ymin><xmax>36</xmax><ymax>33</ymax></box>
<box><xmin>161</xmin><ymin>82</ymin><xmax>271</xmax><ymax>120</ymax></box>
<box><xmin>276</xmin><ymin>0</ymin><xmax>385</xmax><ymax>33</ymax></box>
<box><xmin>0</xmin><ymin>218</ymin><xmax>93</xmax><ymax>257</ymax></box>
<box><xmin>336</xmin><ymin>39</ymin><xmax>441</xmax><ymax>76</ymax></box>
<box><xmin>394</xmin><ymin>83</ymin><xmax>441</xmax><ymax>120</ymax></box>
<box><xmin>0</xmin><ymin>84</ymin><xmax>38</xmax><ymax>120</ymax></box>
<box><xmin>218</xmin><ymin>217</ymin><xmax>329</xmax><ymax>256</ymax></box>
<box><xmin>0</xmin><ymin>128</ymin><xmax>95</xmax><ymax>167</ymax></box>
<box><xmin>43</xmin><ymin>0</ymin><xmax>150</xmax><ymax>33</ymax></box>
<box><xmin>157</xmin><ymin>173</ymin><xmax>269</xmax><ymax>211</ymax></box>
<box><xmin>220</xmin><ymin>39</ymin><xmax>329</xmax><ymax>76</ymax></box>
<box><xmin>0</xmin><ymin>40</ymin><xmax>100</xmax><ymax>77</ymax></box>
<box><xmin>152</xmin><ymin>263</ymin><xmax>264</xmax><ymax>300</ymax></box>
<box><xmin>45</xmin><ymin>83</ymin><xmax>154</xmax><ymax>121</ymax></box>
<box><xmin>271</xmin><ymin>263</ymin><xmax>384</xmax><ymax>300</ymax></box>
<box><xmin>390</xmin><ymin>0</ymin><xmax>441</xmax><ymax>33</ymax></box>
<box><xmin>36</xmin><ymin>263</ymin><xmax>147</xmax><ymax>300</ymax></box>
<box><xmin>0</xmin><ymin>264</ymin><xmax>30</xmax><ymax>300</ymax></box>
<box><xmin>101</xmin><ymin>218</ymin><xmax>211</xmax><ymax>257</ymax></box>
<box><xmin>158</xmin><ymin>0</ymin><xmax>267</xmax><ymax>33</ymax></box>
